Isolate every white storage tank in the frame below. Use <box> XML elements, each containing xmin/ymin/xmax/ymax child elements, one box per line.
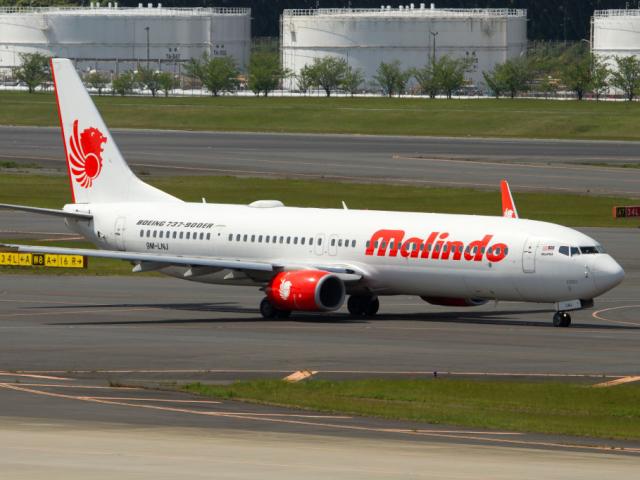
<box><xmin>281</xmin><ymin>6</ymin><xmax>527</xmax><ymax>91</ymax></box>
<box><xmin>592</xmin><ymin>9</ymin><xmax>640</xmax><ymax>68</ymax></box>
<box><xmin>0</xmin><ymin>5</ymin><xmax>251</xmax><ymax>73</ymax></box>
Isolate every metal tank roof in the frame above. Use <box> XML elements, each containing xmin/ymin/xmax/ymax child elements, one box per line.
<box><xmin>0</xmin><ymin>5</ymin><xmax>250</xmax><ymax>16</ymax></box>
<box><xmin>283</xmin><ymin>6</ymin><xmax>526</xmax><ymax>18</ymax></box>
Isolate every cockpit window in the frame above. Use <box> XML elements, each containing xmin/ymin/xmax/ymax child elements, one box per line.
<box><xmin>580</xmin><ymin>246</ymin><xmax>599</xmax><ymax>254</ymax></box>
<box><xmin>559</xmin><ymin>246</ymin><xmax>569</xmax><ymax>256</ymax></box>
<box><xmin>570</xmin><ymin>247</ymin><xmax>580</xmax><ymax>256</ymax></box>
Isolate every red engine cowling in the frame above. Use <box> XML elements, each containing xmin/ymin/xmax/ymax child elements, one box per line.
<box><xmin>421</xmin><ymin>296</ymin><xmax>488</xmax><ymax>307</ymax></box>
<box><xmin>266</xmin><ymin>270</ymin><xmax>346</xmax><ymax>312</ymax></box>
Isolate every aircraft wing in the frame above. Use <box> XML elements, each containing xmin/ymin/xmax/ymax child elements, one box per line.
<box><xmin>0</xmin><ymin>243</ymin><xmax>364</xmax><ymax>282</ymax></box>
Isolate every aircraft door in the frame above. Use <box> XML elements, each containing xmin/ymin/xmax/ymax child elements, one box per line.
<box><xmin>114</xmin><ymin>216</ymin><xmax>126</xmax><ymax>251</ymax></box>
<box><xmin>522</xmin><ymin>238</ymin><xmax>538</xmax><ymax>273</ymax></box>
<box><xmin>328</xmin><ymin>234</ymin><xmax>338</xmax><ymax>256</ymax></box>
<box><xmin>314</xmin><ymin>234</ymin><xmax>325</xmax><ymax>256</ymax></box>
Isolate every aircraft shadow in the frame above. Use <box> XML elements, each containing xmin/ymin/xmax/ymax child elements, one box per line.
<box><xmin>43</xmin><ymin>302</ymin><xmax>638</xmax><ymax>330</ymax></box>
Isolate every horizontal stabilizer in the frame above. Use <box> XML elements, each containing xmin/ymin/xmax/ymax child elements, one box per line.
<box><xmin>0</xmin><ymin>203</ymin><xmax>93</xmax><ymax>220</ymax></box>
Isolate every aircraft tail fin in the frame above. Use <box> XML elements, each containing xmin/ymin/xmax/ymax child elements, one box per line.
<box><xmin>50</xmin><ymin>58</ymin><xmax>178</xmax><ymax>204</ymax></box>
<box><xmin>500</xmin><ymin>179</ymin><xmax>519</xmax><ymax>219</ymax></box>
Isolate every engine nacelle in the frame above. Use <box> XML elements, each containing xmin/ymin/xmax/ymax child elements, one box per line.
<box><xmin>266</xmin><ymin>270</ymin><xmax>346</xmax><ymax>312</ymax></box>
<box><xmin>421</xmin><ymin>296</ymin><xmax>489</xmax><ymax>307</ymax></box>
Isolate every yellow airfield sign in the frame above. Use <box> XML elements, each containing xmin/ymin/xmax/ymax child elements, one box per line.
<box><xmin>0</xmin><ymin>251</ymin><xmax>87</xmax><ymax>269</ymax></box>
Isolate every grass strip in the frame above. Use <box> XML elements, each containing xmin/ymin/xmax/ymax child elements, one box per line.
<box><xmin>4</xmin><ymin>92</ymin><xmax>640</xmax><ymax>140</ymax></box>
<box><xmin>182</xmin><ymin>378</ymin><xmax>640</xmax><ymax>441</ymax></box>
<box><xmin>1</xmin><ymin>173</ymin><xmax>637</xmax><ymax>228</ymax></box>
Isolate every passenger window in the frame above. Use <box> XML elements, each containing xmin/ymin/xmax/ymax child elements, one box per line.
<box><xmin>338</xmin><ymin>239</ymin><xmax>342</xmax><ymax>247</ymax></box>
<box><xmin>153</xmin><ymin>230</ymin><xmax>157</xmax><ymax>238</ymax></box>
<box><xmin>251</xmin><ymin>235</ymin><xmax>255</xmax><ymax>242</ymax></box>
<box><xmin>301</xmin><ymin>237</ymin><xmax>305</xmax><ymax>245</ymax></box>
<box><xmin>186</xmin><ymin>232</ymin><xmax>190</xmax><ymax>239</ymax></box>
<box><xmin>206</xmin><ymin>233</ymin><xmax>211</xmax><ymax>240</ymax></box>
<box><xmin>279</xmin><ymin>236</ymin><xmax>284</xmax><ymax>244</ymax></box>
<box><xmin>146</xmin><ymin>230</ymin><xmax>150</xmax><ymax>237</ymax></box>
<box><xmin>200</xmin><ymin>233</ymin><xmax>204</xmax><ymax>240</ymax></box>
<box><xmin>236</xmin><ymin>234</ymin><xmax>240</xmax><ymax>241</ymax></box>
<box><xmin>179</xmin><ymin>232</ymin><xmax>184</xmax><ymax>239</ymax></box>
<box><xmin>172</xmin><ymin>232</ymin><xmax>176</xmax><ymax>239</ymax></box>
<box><xmin>318</xmin><ymin>238</ymin><xmax>322</xmax><ymax>245</ymax></box>
<box><xmin>159</xmin><ymin>231</ymin><xmax>164</xmax><ymax>238</ymax></box>
<box><xmin>228</xmin><ymin>234</ymin><xmax>233</xmax><ymax>241</ymax></box>
<box><xmin>287</xmin><ymin>237</ymin><xmax>291</xmax><ymax>244</ymax></box>
<box><xmin>331</xmin><ymin>239</ymin><xmax>336</xmax><ymax>246</ymax></box>
<box><xmin>366</xmin><ymin>240</ymin><xmax>370</xmax><ymax>248</ymax></box>
<box><xmin>352</xmin><ymin>240</ymin><xmax>356</xmax><ymax>248</ymax></box>
<box><xmin>258</xmin><ymin>235</ymin><xmax>263</xmax><ymax>242</ymax></box>
<box><xmin>309</xmin><ymin>237</ymin><xmax>314</xmax><ymax>245</ymax></box>
<box><xmin>265</xmin><ymin>235</ymin><xmax>270</xmax><ymax>242</ymax></box>
<box><xmin>139</xmin><ymin>230</ymin><xmax>144</xmax><ymax>237</ymax></box>
<box><xmin>294</xmin><ymin>237</ymin><xmax>298</xmax><ymax>245</ymax></box>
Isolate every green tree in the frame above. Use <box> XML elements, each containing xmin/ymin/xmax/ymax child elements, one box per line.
<box><xmin>413</xmin><ymin>64</ymin><xmax>438</xmax><ymax>98</ymax></box>
<box><xmin>248</xmin><ymin>51</ymin><xmax>289</xmax><ymax>97</ymax></box>
<box><xmin>432</xmin><ymin>55</ymin><xmax>473</xmax><ymax>99</ymax></box>
<box><xmin>373</xmin><ymin>60</ymin><xmax>410</xmax><ymax>97</ymax></box>
<box><xmin>15</xmin><ymin>53</ymin><xmax>49</xmax><ymax>94</ymax></box>
<box><xmin>591</xmin><ymin>57</ymin><xmax>610</xmax><ymax>101</ymax></box>
<box><xmin>558</xmin><ymin>45</ymin><xmax>592</xmax><ymax>100</ymax></box>
<box><xmin>610</xmin><ymin>56</ymin><xmax>640</xmax><ymax>101</ymax></box>
<box><xmin>490</xmin><ymin>57</ymin><xmax>532</xmax><ymax>99</ymax></box>
<box><xmin>111</xmin><ymin>71</ymin><xmax>136</xmax><ymax>96</ymax></box>
<box><xmin>85</xmin><ymin>71</ymin><xmax>109</xmax><ymax>96</ymax></box>
<box><xmin>135</xmin><ymin>67</ymin><xmax>162</xmax><ymax>97</ymax></box>
<box><xmin>185</xmin><ymin>54</ymin><xmax>239</xmax><ymax>96</ymax></box>
<box><xmin>341</xmin><ymin>66</ymin><xmax>364</xmax><ymax>97</ymax></box>
<box><xmin>483</xmin><ymin>67</ymin><xmax>507</xmax><ymax>98</ymax></box>
<box><xmin>307</xmin><ymin>57</ymin><xmax>348</xmax><ymax>97</ymax></box>
<box><xmin>156</xmin><ymin>72</ymin><xmax>175</xmax><ymax>97</ymax></box>
<box><xmin>296</xmin><ymin>64</ymin><xmax>315</xmax><ymax>94</ymax></box>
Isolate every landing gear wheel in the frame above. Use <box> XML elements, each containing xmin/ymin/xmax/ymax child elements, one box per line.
<box><xmin>364</xmin><ymin>297</ymin><xmax>380</xmax><ymax>317</ymax></box>
<box><xmin>275</xmin><ymin>309</ymin><xmax>291</xmax><ymax>319</ymax></box>
<box><xmin>553</xmin><ymin>312</ymin><xmax>572</xmax><ymax>328</ymax></box>
<box><xmin>347</xmin><ymin>295</ymin><xmax>366</xmax><ymax>315</ymax></box>
<box><xmin>260</xmin><ymin>297</ymin><xmax>277</xmax><ymax>319</ymax></box>
<box><xmin>347</xmin><ymin>295</ymin><xmax>379</xmax><ymax>317</ymax></box>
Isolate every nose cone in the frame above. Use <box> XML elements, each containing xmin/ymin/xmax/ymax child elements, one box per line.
<box><xmin>593</xmin><ymin>255</ymin><xmax>625</xmax><ymax>294</ymax></box>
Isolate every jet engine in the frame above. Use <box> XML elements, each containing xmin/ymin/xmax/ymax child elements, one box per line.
<box><xmin>421</xmin><ymin>296</ymin><xmax>488</xmax><ymax>307</ymax></box>
<box><xmin>266</xmin><ymin>270</ymin><xmax>346</xmax><ymax>312</ymax></box>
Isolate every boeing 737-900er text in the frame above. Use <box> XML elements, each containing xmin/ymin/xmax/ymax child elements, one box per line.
<box><xmin>0</xmin><ymin>59</ymin><xmax>625</xmax><ymax>327</ymax></box>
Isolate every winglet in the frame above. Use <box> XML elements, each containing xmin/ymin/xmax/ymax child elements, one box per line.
<box><xmin>500</xmin><ymin>180</ymin><xmax>519</xmax><ymax>219</ymax></box>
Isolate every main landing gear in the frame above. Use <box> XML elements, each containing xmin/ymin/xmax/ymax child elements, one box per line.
<box><xmin>259</xmin><ymin>297</ymin><xmax>291</xmax><ymax>319</ymax></box>
<box><xmin>347</xmin><ymin>295</ymin><xmax>380</xmax><ymax>317</ymax></box>
<box><xmin>552</xmin><ymin>311</ymin><xmax>572</xmax><ymax>328</ymax></box>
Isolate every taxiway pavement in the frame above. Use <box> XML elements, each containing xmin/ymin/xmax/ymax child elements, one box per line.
<box><xmin>1</xmin><ymin>126</ymin><xmax>640</xmax><ymax>196</ymax></box>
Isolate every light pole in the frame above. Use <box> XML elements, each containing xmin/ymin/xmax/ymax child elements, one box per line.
<box><xmin>144</xmin><ymin>26</ymin><xmax>150</xmax><ymax>69</ymax></box>
<box><xmin>430</xmin><ymin>31</ymin><xmax>438</xmax><ymax>65</ymax></box>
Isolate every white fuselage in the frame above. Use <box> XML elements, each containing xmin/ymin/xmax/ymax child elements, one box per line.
<box><xmin>64</xmin><ymin>201</ymin><xmax>624</xmax><ymax>304</ymax></box>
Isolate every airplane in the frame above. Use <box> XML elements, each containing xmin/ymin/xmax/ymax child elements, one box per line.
<box><xmin>0</xmin><ymin>58</ymin><xmax>625</xmax><ymax>328</ymax></box>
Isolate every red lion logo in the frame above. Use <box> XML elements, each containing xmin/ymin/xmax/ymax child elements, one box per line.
<box><xmin>68</xmin><ymin>120</ymin><xmax>107</xmax><ymax>188</ymax></box>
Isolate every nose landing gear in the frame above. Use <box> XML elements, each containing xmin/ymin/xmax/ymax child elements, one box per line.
<box><xmin>553</xmin><ymin>311</ymin><xmax>572</xmax><ymax>327</ymax></box>
<box><xmin>347</xmin><ymin>295</ymin><xmax>380</xmax><ymax>317</ymax></box>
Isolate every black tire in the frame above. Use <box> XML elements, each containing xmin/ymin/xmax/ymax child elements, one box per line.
<box><xmin>364</xmin><ymin>297</ymin><xmax>380</xmax><ymax>317</ymax></box>
<box><xmin>347</xmin><ymin>295</ymin><xmax>365</xmax><ymax>316</ymax></box>
<box><xmin>553</xmin><ymin>312</ymin><xmax>563</xmax><ymax>327</ymax></box>
<box><xmin>560</xmin><ymin>312</ymin><xmax>572</xmax><ymax>327</ymax></box>
<box><xmin>260</xmin><ymin>297</ymin><xmax>277</xmax><ymax>319</ymax></box>
<box><xmin>275</xmin><ymin>309</ymin><xmax>291</xmax><ymax>319</ymax></box>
